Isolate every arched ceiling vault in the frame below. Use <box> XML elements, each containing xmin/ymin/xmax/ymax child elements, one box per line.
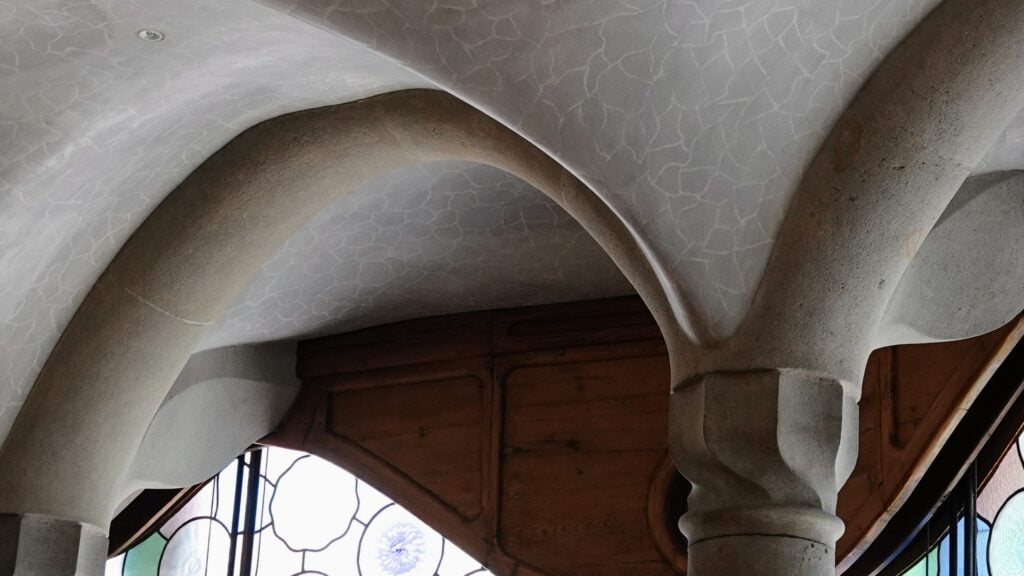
<box><xmin>1</xmin><ymin>0</ymin><xmax>1024</xmax><ymax>540</ymax></box>
<box><xmin>0</xmin><ymin>90</ymin><xmax>673</xmax><ymax>528</ymax></box>
<box><xmin>0</xmin><ymin>0</ymin><xmax>427</xmax><ymax>439</ymax></box>
<box><xmin>264</xmin><ymin>0</ymin><xmax>1024</xmax><ymax>382</ymax></box>
<box><xmin>202</xmin><ymin>160</ymin><xmax>634</xmax><ymax>351</ymax></box>
<box><xmin>265</xmin><ymin>0</ymin><xmax>955</xmax><ymax>339</ymax></box>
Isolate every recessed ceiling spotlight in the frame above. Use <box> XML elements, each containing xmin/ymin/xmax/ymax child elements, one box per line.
<box><xmin>137</xmin><ymin>29</ymin><xmax>165</xmax><ymax>42</ymax></box>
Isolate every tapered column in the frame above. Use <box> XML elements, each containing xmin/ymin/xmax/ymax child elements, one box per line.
<box><xmin>670</xmin><ymin>370</ymin><xmax>858</xmax><ymax>576</ymax></box>
<box><xmin>0</xmin><ymin>514</ymin><xmax>106</xmax><ymax>576</ymax></box>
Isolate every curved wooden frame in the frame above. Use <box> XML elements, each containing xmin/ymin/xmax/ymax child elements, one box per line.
<box><xmin>265</xmin><ymin>387</ymin><xmax>528</xmax><ymax>574</ymax></box>
<box><xmin>265</xmin><ymin>298</ymin><xmax>1024</xmax><ymax>574</ymax></box>
<box><xmin>847</xmin><ymin>333</ymin><xmax>1024</xmax><ymax>575</ymax></box>
<box><xmin>268</xmin><ymin>296</ymin><xmax>683</xmax><ymax>575</ymax></box>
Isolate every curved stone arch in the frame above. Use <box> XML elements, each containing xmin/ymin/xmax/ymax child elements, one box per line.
<box><xmin>688</xmin><ymin>0</ymin><xmax>1024</xmax><ymax>387</ymax></box>
<box><xmin>0</xmin><ymin>89</ymin><xmax>677</xmax><ymax>531</ymax></box>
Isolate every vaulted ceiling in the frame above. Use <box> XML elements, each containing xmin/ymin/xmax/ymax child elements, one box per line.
<box><xmin>2</xmin><ymin>0</ymin><xmax>1024</xmax><ymax>452</ymax></box>
<box><xmin>203</xmin><ymin>160</ymin><xmax>632</xmax><ymax>350</ymax></box>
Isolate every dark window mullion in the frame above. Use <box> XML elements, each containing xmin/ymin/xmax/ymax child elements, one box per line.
<box><xmin>949</xmin><ymin>498</ymin><xmax>958</xmax><ymax>576</ymax></box>
<box><xmin>239</xmin><ymin>450</ymin><xmax>263</xmax><ymax>576</ymax></box>
<box><xmin>227</xmin><ymin>456</ymin><xmax>245</xmax><ymax>576</ymax></box>
<box><xmin>964</xmin><ymin>464</ymin><xmax>978</xmax><ymax>576</ymax></box>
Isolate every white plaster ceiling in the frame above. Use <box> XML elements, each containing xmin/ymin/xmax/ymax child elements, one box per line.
<box><xmin>0</xmin><ymin>0</ymin><xmax>426</xmax><ymax>435</ymax></box>
<box><xmin>978</xmin><ymin>108</ymin><xmax>1024</xmax><ymax>175</ymax></box>
<box><xmin>268</xmin><ymin>0</ymin><xmax>947</xmax><ymax>339</ymax></box>
<box><xmin>3</xmin><ymin>0</ymin><xmax>1024</xmax><ymax>446</ymax></box>
<box><xmin>201</xmin><ymin>161</ymin><xmax>633</xmax><ymax>350</ymax></box>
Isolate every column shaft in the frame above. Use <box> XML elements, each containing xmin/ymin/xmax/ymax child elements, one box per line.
<box><xmin>0</xmin><ymin>514</ymin><xmax>106</xmax><ymax>576</ymax></box>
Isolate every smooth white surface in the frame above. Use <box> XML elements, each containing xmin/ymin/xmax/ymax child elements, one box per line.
<box><xmin>203</xmin><ymin>160</ymin><xmax>633</xmax><ymax>349</ymax></box>
<box><xmin>0</xmin><ymin>0</ymin><xmax>424</xmax><ymax>439</ymax></box>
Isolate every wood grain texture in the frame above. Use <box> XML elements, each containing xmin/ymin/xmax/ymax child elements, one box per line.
<box><xmin>269</xmin><ymin>297</ymin><xmax>1023</xmax><ymax>575</ymax></box>
<box><xmin>836</xmin><ymin>318</ymin><xmax>1024</xmax><ymax>571</ymax></box>
<box><xmin>329</xmin><ymin>375</ymin><xmax>487</xmax><ymax>519</ymax></box>
<box><xmin>499</xmin><ymin>356</ymin><xmax>672</xmax><ymax>575</ymax></box>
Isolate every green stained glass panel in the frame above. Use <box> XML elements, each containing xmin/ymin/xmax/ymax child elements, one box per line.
<box><xmin>122</xmin><ymin>531</ymin><xmax>166</xmax><ymax>576</ymax></box>
<box><xmin>903</xmin><ymin>546</ymin><xmax>940</xmax><ymax>576</ymax></box>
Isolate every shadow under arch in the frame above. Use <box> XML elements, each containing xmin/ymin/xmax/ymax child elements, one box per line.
<box><xmin>0</xmin><ymin>89</ymin><xmax>676</xmax><ymax>531</ymax></box>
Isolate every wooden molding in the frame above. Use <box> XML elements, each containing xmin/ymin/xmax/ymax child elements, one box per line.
<box><xmin>259</xmin><ymin>297</ymin><xmax>1024</xmax><ymax>575</ymax></box>
<box><xmin>108</xmin><ymin>483</ymin><xmax>207</xmax><ymax>556</ymax></box>
<box><xmin>837</xmin><ymin>317</ymin><xmax>1024</xmax><ymax>571</ymax></box>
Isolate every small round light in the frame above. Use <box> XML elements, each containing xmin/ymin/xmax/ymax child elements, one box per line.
<box><xmin>137</xmin><ymin>29</ymin><xmax>165</xmax><ymax>42</ymax></box>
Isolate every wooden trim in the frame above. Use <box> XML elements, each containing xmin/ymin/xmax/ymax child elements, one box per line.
<box><xmin>107</xmin><ymin>483</ymin><xmax>208</xmax><ymax>556</ymax></box>
<box><xmin>838</xmin><ymin>318</ymin><xmax>1024</xmax><ymax>570</ymax></box>
<box><xmin>273</xmin><ymin>399</ymin><xmax>523</xmax><ymax>575</ymax></box>
<box><xmin>844</xmin><ymin>329</ymin><xmax>1024</xmax><ymax>576</ymax></box>
<box><xmin>647</xmin><ymin>455</ymin><xmax>688</xmax><ymax>574</ymax></box>
<box><xmin>483</xmin><ymin>356</ymin><xmax>503</xmax><ymax>542</ymax></box>
<box><xmin>309</xmin><ymin>359</ymin><xmax>488</xmax><ymax>392</ymax></box>
<box><xmin>878</xmin><ymin>347</ymin><xmax>896</xmax><ymax>450</ymax></box>
<box><xmin>262</xmin><ymin>385</ymin><xmax>324</xmax><ymax>449</ymax></box>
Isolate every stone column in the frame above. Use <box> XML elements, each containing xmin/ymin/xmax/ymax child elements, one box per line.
<box><xmin>0</xmin><ymin>514</ymin><xmax>107</xmax><ymax>576</ymax></box>
<box><xmin>669</xmin><ymin>370</ymin><xmax>858</xmax><ymax>576</ymax></box>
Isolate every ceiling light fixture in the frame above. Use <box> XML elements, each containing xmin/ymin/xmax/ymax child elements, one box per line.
<box><xmin>137</xmin><ymin>29</ymin><xmax>165</xmax><ymax>42</ymax></box>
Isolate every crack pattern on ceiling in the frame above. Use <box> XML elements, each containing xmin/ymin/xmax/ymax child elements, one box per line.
<box><xmin>0</xmin><ymin>0</ymin><xmax>427</xmax><ymax>438</ymax></box>
<box><xmin>271</xmin><ymin>0</ymin><xmax>941</xmax><ymax>338</ymax></box>
<box><xmin>202</xmin><ymin>161</ymin><xmax>633</xmax><ymax>350</ymax></box>
<box><xmin>3</xmin><ymin>0</ymin><xmax>1024</xmax><ymax>447</ymax></box>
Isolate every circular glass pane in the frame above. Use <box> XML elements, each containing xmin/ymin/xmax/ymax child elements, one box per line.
<box><xmin>359</xmin><ymin>504</ymin><xmax>443</xmax><ymax>576</ymax></box>
<box><xmin>270</xmin><ymin>455</ymin><xmax>358</xmax><ymax>551</ymax></box>
<box><xmin>990</xmin><ymin>491</ymin><xmax>1024</xmax><ymax>575</ymax></box>
<box><xmin>159</xmin><ymin>518</ymin><xmax>230</xmax><ymax>576</ymax></box>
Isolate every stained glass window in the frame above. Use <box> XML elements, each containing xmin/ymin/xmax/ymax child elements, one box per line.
<box><xmin>901</xmin><ymin>429</ymin><xmax>1024</xmax><ymax>576</ymax></box>
<box><xmin>106</xmin><ymin>447</ymin><xmax>494</xmax><ymax>576</ymax></box>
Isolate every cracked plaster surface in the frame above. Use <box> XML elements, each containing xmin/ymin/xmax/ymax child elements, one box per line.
<box><xmin>201</xmin><ymin>161</ymin><xmax>634</xmax><ymax>350</ymax></box>
<box><xmin>0</xmin><ymin>0</ymin><xmax>427</xmax><ymax>438</ymax></box>
<box><xmin>4</xmin><ymin>0</ymin><xmax>1024</xmax><ymax>447</ymax></box>
<box><xmin>270</xmin><ymin>0</ymin><xmax>943</xmax><ymax>340</ymax></box>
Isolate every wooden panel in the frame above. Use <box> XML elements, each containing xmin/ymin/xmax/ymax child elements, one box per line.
<box><xmin>329</xmin><ymin>375</ymin><xmax>486</xmax><ymax>520</ymax></box>
<box><xmin>493</xmin><ymin>296</ymin><xmax>662</xmax><ymax>354</ymax></box>
<box><xmin>892</xmin><ymin>339</ymin><xmax>979</xmax><ymax>446</ymax></box>
<box><xmin>274</xmin><ymin>296</ymin><xmax>1023</xmax><ymax>576</ymax></box>
<box><xmin>499</xmin><ymin>356</ymin><xmax>672</xmax><ymax>575</ymax></box>
<box><xmin>502</xmin><ymin>358</ymin><xmax>668</xmax><ymax>454</ymax></box>
<box><xmin>501</xmin><ymin>452</ymin><xmax>672</xmax><ymax>576</ymax></box>
<box><xmin>836</xmin><ymin>319</ymin><xmax>1024</xmax><ymax>570</ymax></box>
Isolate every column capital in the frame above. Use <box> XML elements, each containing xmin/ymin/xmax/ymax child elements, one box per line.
<box><xmin>0</xmin><ymin>514</ymin><xmax>106</xmax><ymax>576</ymax></box>
<box><xmin>669</xmin><ymin>369</ymin><xmax>859</xmax><ymax>575</ymax></box>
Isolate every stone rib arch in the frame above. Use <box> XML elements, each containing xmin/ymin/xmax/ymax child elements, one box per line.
<box><xmin>876</xmin><ymin>171</ymin><xmax>1024</xmax><ymax>348</ymax></box>
<box><xmin>0</xmin><ymin>89</ymin><xmax>676</xmax><ymax>531</ymax></box>
<box><xmin>686</xmin><ymin>0</ymin><xmax>1024</xmax><ymax>386</ymax></box>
